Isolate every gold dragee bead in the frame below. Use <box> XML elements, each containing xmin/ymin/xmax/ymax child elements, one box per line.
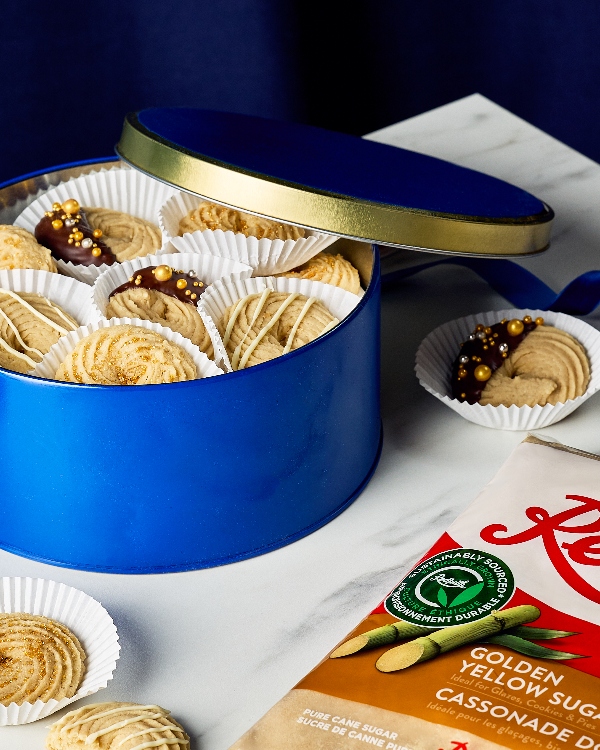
<box><xmin>62</xmin><ymin>198</ymin><xmax>80</xmax><ymax>215</ymax></box>
<box><xmin>75</xmin><ymin>242</ymin><xmax>81</xmax><ymax>247</ymax></box>
<box><xmin>154</xmin><ymin>265</ymin><xmax>173</xmax><ymax>282</ymax></box>
<box><xmin>185</xmin><ymin>289</ymin><xmax>191</xmax><ymax>295</ymax></box>
<box><xmin>51</xmin><ymin>219</ymin><xmax>63</xmax><ymax>230</ymax></box>
<box><xmin>483</xmin><ymin>345</ymin><xmax>489</xmax><ymax>350</ymax></box>
<box><xmin>52</xmin><ymin>202</ymin><xmax>62</xmax><ymax>211</ymax></box>
<box><xmin>485</xmin><ymin>327</ymin><xmax>492</xmax><ymax>334</ymax></box>
<box><xmin>501</xmin><ymin>318</ymin><xmax>507</xmax><ymax>324</ymax></box>
<box><xmin>92</xmin><ymin>247</ymin><xmax>102</xmax><ymax>257</ymax></box>
<box><xmin>198</xmin><ymin>282</ymin><xmax>204</xmax><ymax>287</ymax></box>
<box><xmin>523</xmin><ymin>315</ymin><xmax>532</xmax><ymax>324</ymax></box>
<box><xmin>191</xmin><ymin>293</ymin><xmax>197</xmax><ymax>300</ymax></box>
<box><xmin>45</xmin><ymin>211</ymin><xmax>53</xmax><ymax>218</ymax></box>
<box><xmin>474</xmin><ymin>364</ymin><xmax>492</xmax><ymax>382</ymax></box>
<box><xmin>535</xmin><ymin>317</ymin><xmax>544</xmax><ymax>326</ymax></box>
<box><xmin>128</xmin><ymin>277</ymin><xmax>134</xmax><ymax>282</ymax></box>
<box><xmin>176</xmin><ymin>279</ymin><xmax>187</xmax><ymax>290</ymax></box>
<box><xmin>92</xmin><ymin>229</ymin><xmax>103</xmax><ymax>238</ymax></box>
<box><xmin>68</xmin><ymin>239</ymin><xmax>73</xmax><ymax>244</ymax></box>
<box><xmin>507</xmin><ymin>318</ymin><xmax>525</xmax><ymax>336</ymax></box>
<box><xmin>72</xmin><ymin>231</ymin><xmax>84</xmax><ymax>241</ymax></box>
<box><xmin>193</xmin><ymin>281</ymin><xmax>199</xmax><ymax>287</ymax></box>
<box><xmin>460</xmin><ymin>392</ymin><xmax>466</xmax><ymax>398</ymax></box>
<box><xmin>476</xmin><ymin>324</ymin><xmax>484</xmax><ymax>331</ymax></box>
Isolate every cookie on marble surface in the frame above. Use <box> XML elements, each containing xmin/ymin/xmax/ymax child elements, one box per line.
<box><xmin>46</xmin><ymin>702</ymin><xmax>189</xmax><ymax>750</ymax></box>
<box><xmin>0</xmin><ymin>612</ymin><xmax>85</xmax><ymax>706</ymax></box>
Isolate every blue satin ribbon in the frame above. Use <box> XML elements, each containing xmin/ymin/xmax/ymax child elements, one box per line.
<box><xmin>381</xmin><ymin>257</ymin><xmax>600</xmax><ymax>316</ymax></box>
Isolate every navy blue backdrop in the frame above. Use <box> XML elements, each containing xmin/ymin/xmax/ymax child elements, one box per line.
<box><xmin>2</xmin><ymin>1</ymin><xmax>600</xmax><ymax>182</ymax></box>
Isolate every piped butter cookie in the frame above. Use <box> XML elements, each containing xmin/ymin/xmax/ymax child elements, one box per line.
<box><xmin>46</xmin><ymin>702</ymin><xmax>189</xmax><ymax>750</ymax></box>
<box><xmin>275</xmin><ymin>251</ymin><xmax>361</xmax><ymax>294</ymax></box>
<box><xmin>179</xmin><ymin>200</ymin><xmax>305</xmax><ymax>240</ymax></box>
<box><xmin>452</xmin><ymin>315</ymin><xmax>590</xmax><ymax>407</ymax></box>
<box><xmin>0</xmin><ymin>225</ymin><xmax>57</xmax><ymax>272</ymax></box>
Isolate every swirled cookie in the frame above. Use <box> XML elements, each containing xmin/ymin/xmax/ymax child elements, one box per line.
<box><xmin>0</xmin><ymin>225</ymin><xmax>57</xmax><ymax>272</ymax></box>
<box><xmin>55</xmin><ymin>324</ymin><xmax>198</xmax><ymax>385</ymax></box>
<box><xmin>179</xmin><ymin>200</ymin><xmax>305</xmax><ymax>240</ymax></box>
<box><xmin>106</xmin><ymin>265</ymin><xmax>213</xmax><ymax>357</ymax></box>
<box><xmin>0</xmin><ymin>613</ymin><xmax>85</xmax><ymax>705</ymax></box>
<box><xmin>84</xmin><ymin>208</ymin><xmax>162</xmax><ymax>262</ymax></box>
<box><xmin>0</xmin><ymin>289</ymin><xmax>78</xmax><ymax>373</ymax></box>
<box><xmin>452</xmin><ymin>316</ymin><xmax>590</xmax><ymax>407</ymax></box>
<box><xmin>107</xmin><ymin>289</ymin><xmax>213</xmax><ymax>357</ymax></box>
<box><xmin>46</xmin><ymin>702</ymin><xmax>189</xmax><ymax>750</ymax></box>
<box><xmin>276</xmin><ymin>252</ymin><xmax>361</xmax><ymax>294</ymax></box>
<box><xmin>219</xmin><ymin>289</ymin><xmax>338</xmax><ymax>370</ymax></box>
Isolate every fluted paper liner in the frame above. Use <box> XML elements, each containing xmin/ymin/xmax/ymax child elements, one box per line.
<box><xmin>32</xmin><ymin>317</ymin><xmax>224</xmax><ymax>382</ymax></box>
<box><xmin>415</xmin><ymin>308</ymin><xmax>600</xmax><ymax>430</ymax></box>
<box><xmin>0</xmin><ymin>269</ymin><xmax>99</xmax><ymax>331</ymax></box>
<box><xmin>93</xmin><ymin>252</ymin><xmax>252</xmax><ymax>369</ymax></box>
<box><xmin>160</xmin><ymin>191</ymin><xmax>338</xmax><ymax>275</ymax></box>
<box><xmin>14</xmin><ymin>166</ymin><xmax>174</xmax><ymax>285</ymax></box>
<box><xmin>200</xmin><ymin>275</ymin><xmax>361</xmax><ymax>372</ymax></box>
<box><xmin>0</xmin><ymin>577</ymin><xmax>119</xmax><ymax>725</ymax></box>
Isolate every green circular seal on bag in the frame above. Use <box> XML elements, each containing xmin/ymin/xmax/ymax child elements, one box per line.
<box><xmin>385</xmin><ymin>548</ymin><xmax>515</xmax><ymax>628</ymax></box>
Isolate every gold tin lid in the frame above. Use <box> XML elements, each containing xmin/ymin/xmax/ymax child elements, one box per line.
<box><xmin>117</xmin><ymin>108</ymin><xmax>553</xmax><ymax>257</ymax></box>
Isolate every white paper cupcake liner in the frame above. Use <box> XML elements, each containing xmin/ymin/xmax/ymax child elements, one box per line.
<box><xmin>92</xmin><ymin>252</ymin><xmax>251</xmax><ymax>369</ymax></box>
<box><xmin>0</xmin><ymin>577</ymin><xmax>119</xmax><ymax>725</ymax></box>
<box><xmin>14</xmin><ymin>166</ymin><xmax>175</xmax><ymax>285</ymax></box>
<box><xmin>160</xmin><ymin>191</ymin><xmax>338</xmax><ymax>275</ymax></box>
<box><xmin>0</xmin><ymin>269</ymin><xmax>99</xmax><ymax>330</ymax></box>
<box><xmin>415</xmin><ymin>308</ymin><xmax>600</xmax><ymax>430</ymax></box>
<box><xmin>201</xmin><ymin>275</ymin><xmax>361</xmax><ymax>372</ymax></box>
<box><xmin>32</xmin><ymin>317</ymin><xmax>224</xmax><ymax>383</ymax></box>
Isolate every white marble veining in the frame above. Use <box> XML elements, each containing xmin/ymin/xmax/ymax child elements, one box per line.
<box><xmin>5</xmin><ymin>94</ymin><xmax>600</xmax><ymax>749</ymax></box>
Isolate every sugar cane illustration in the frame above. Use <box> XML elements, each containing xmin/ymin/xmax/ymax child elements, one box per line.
<box><xmin>375</xmin><ymin>604</ymin><xmax>540</xmax><ymax>672</ymax></box>
<box><xmin>330</xmin><ymin>621</ymin><xmax>437</xmax><ymax>658</ymax></box>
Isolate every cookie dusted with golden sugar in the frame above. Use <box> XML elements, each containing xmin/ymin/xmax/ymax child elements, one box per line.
<box><xmin>46</xmin><ymin>702</ymin><xmax>189</xmax><ymax>750</ymax></box>
<box><xmin>55</xmin><ymin>325</ymin><xmax>198</xmax><ymax>385</ymax></box>
<box><xmin>179</xmin><ymin>200</ymin><xmax>305</xmax><ymax>240</ymax></box>
<box><xmin>106</xmin><ymin>265</ymin><xmax>213</xmax><ymax>357</ymax></box>
<box><xmin>0</xmin><ymin>289</ymin><xmax>78</xmax><ymax>373</ymax></box>
<box><xmin>84</xmin><ymin>208</ymin><xmax>162</xmax><ymax>262</ymax></box>
<box><xmin>220</xmin><ymin>289</ymin><xmax>338</xmax><ymax>370</ymax></box>
<box><xmin>0</xmin><ymin>225</ymin><xmax>57</xmax><ymax>272</ymax></box>
<box><xmin>0</xmin><ymin>612</ymin><xmax>85</xmax><ymax>705</ymax></box>
<box><xmin>276</xmin><ymin>252</ymin><xmax>361</xmax><ymax>294</ymax></box>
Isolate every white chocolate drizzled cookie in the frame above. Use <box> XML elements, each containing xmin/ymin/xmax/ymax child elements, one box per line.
<box><xmin>84</xmin><ymin>208</ymin><xmax>162</xmax><ymax>262</ymax></box>
<box><xmin>106</xmin><ymin>288</ymin><xmax>213</xmax><ymax>358</ymax></box>
<box><xmin>55</xmin><ymin>325</ymin><xmax>198</xmax><ymax>385</ymax></box>
<box><xmin>179</xmin><ymin>201</ymin><xmax>305</xmax><ymax>241</ymax></box>
<box><xmin>46</xmin><ymin>702</ymin><xmax>189</xmax><ymax>750</ymax></box>
<box><xmin>0</xmin><ymin>613</ymin><xmax>85</xmax><ymax>706</ymax></box>
<box><xmin>0</xmin><ymin>289</ymin><xmax>78</xmax><ymax>373</ymax></box>
<box><xmin>219</xmin><ymin>289</ymin><xmax>338</xmax><ymax>370</ymax></box>
<box><xmin>276</xmin><ymin>252</ymin><xmax>361</xmax><ymax>294</ymax></box>
<box><xmin>0</xmin><ymin>225</ymin><xmax>57</xmax><ymax>272</ymax></box>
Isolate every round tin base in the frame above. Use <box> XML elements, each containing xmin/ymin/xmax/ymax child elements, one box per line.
<box><xmin>0</xmin><ymin>425</ymin><xmax>383</xmax><ymax>574</ymax></box>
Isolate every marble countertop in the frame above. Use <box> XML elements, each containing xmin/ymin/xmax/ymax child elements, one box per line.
<box><xmin>6</xmin><ymin>94</ymin><xmax>600</xmax><ymax>749</ymax></box>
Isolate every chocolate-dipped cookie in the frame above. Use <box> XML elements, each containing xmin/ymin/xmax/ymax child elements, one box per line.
<box><xmin>35</xmin><ymin>199</ymin><xmax>116</xmax><ymax>267</ymax></box>
<box><xmin>109</xmin><ymin>264</ymin><xmax>207</xmax><ymax>306</ymax></box>
<box><xmin>452</xmin><ymin>316</ymin><xmax>540</xmax><ymax>403</ymax></box>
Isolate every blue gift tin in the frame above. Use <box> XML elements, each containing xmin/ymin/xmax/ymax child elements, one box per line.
<box><xmin>0</xmin><ymin>110</ymin><xmax>553</xmax><ymax>573</ymax></box>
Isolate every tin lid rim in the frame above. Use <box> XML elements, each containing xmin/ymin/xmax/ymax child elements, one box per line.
<box><xmin>116</xmin><ymin>111</ymin><xmax>554</xmax><ymax>257</ymax></box>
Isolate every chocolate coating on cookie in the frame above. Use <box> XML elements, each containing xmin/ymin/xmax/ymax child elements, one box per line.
<box><xmin>452</xmin><ymin>316</ymin><xmax>542</xmax><ymax>403</ymax></box>
<box><xmin>109</xmin><ymin>265</ymin><xmax>207</xmax><ymax>306</ymax></box>
<box><xmin>35</xmin><ymin>199</ymin><xmax>116</xmax><ymax>267</ymax></box>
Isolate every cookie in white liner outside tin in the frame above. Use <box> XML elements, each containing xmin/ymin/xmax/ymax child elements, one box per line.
<box><xmin>32</xmin><ymin>317</ymin><xmax>223</xmax><ymax>383</ymax></box>
<box><xmin>415</xmin><ymin>308</ymin><xmax>600</xmax><ymax>430</ymax></box>
<box><xmin>161</xmin><ymin>191</ymin><xmax>338</xmax><ymax>276</ymax></box>
<box><xmin>0</xmin><ymin>577</ymin><xmax>119</xmax><ymax>725</ymax></box>
<box><xmin>200</xmin><ymin>275</ymin><xmax>362</xmax><ymax>372</ymax></box>
<box><xmin>14</xmin><ymin>167</ymin><xmax>174</xmax><ymax>285</ymax></box>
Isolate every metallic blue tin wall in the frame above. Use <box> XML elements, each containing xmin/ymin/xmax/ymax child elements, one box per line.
<box><xmin>0</xmin><ymin>161</ymin><xmax>382</xmax><ymax>573</ymax></box>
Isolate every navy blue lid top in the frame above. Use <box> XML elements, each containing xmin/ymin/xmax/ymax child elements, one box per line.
<box><xmin>136</xmin><ymin>107</ymin><xmax>545</xmax><ymax>220</ymax></box>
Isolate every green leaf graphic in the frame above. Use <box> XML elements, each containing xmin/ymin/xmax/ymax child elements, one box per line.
<box><xmin>505</xmin><ymin>625</ymin><xmax>579</xmax><ymax>640</ymax></box>
<box><xmin>483</xmin><ymin>634</ymin><xmax>586</xmax><ymax>660</ymax></box>
<box><xmin>437</xmin><ymin>588</ymin><xmax>448</xmax><ymax>607</ymax></box>
<box><xmin>449</xmin><ymin>581</ymin><xmax>485</xmax><ymax>607</ymax></box>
